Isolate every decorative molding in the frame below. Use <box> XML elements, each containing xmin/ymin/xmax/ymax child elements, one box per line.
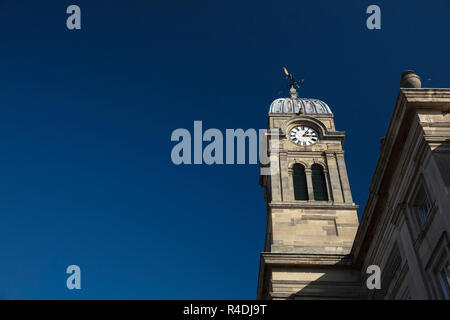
<box><xmin>261</xmin><ymin>252</ymin><xmax>354</xmax><ymax>266</ymax></box>
<box><xmin>288</xmin><ymin>159</ymin><xmax>309</xmax><ymax>170</ymax></box>
<box><xmin>390</xmin><ymin>202</ymin><xmax>407</xmax><ymax>227</ymax></box>
<box><xmin>269</xmin><ymin>201</ymin><xmax>358</xmax><ymax>210</ymax></box>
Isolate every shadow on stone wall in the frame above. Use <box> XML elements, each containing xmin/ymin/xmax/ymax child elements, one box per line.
<box><xmin>275</xmin><ymin>255</ymin><xmax>364</xmax><ymax>300</ymax></box>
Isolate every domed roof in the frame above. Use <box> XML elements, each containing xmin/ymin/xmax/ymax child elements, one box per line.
<box><xmin>269</xmin><ymin>87</ymin><xmax>332</xmax><ymax>115</ymax></box>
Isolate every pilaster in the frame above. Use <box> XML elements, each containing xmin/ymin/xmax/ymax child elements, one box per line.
<box><xmin>325</xmin><ymin>152</ymin><xmax>344</xmax><ymax>203</ymax></box>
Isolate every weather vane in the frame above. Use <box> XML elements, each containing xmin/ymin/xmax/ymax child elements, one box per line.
<box><xmin>283</xmin><ymin>66</ymin><xmax>304</xmax><ymax>90</ymax></box>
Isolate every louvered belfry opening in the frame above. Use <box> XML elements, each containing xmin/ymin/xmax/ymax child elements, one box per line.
<box><xmin>311</xmin><ymin>164</ymin><xmax>328</xmax><ymax>201</ymax></box>
<box><xmin>293</xmin><ymin>164</ymin><xmax>308</xmax><ymax>200</ymax></box>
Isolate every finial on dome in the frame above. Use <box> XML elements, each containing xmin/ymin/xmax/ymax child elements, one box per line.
<box><xmin>283</xmin><ymin>66</ymin><xmax>304</xmax><ymax>97</ymax></box>
<box><xmin>289</xmin><ymin>86</ymin><xmax>298</xmax><ymax>99</ymax></box>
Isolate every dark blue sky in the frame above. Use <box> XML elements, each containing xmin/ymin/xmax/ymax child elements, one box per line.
<box><xmin>0</xmin><ymin>1</ymin><xmax>448</xmax><ymax>299</ymax></box>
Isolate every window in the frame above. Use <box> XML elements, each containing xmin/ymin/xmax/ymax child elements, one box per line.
<box><xmin>311</xmin><ymin>164</ymin><xmax>328</xmax><ymax>201</ymax></box>
<box><xmin>293</xmin><ymin>164</ymin><xmax>308</xmax><ymax>201</ymax></box>
<box><xmin>438</xmin><ymin>262</ymin><xmax>450</xmax><ymax>300</ymax></box>
<box><xmin>413</xmin><ymin>184</ymin><xmax>433</xmax><ymax>229</ymax></box>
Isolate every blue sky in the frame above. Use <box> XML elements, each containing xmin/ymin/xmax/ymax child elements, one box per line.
<box><xmin>0</xmin><ymin>0</ymin><xmax>448</xmax><ymax>299</ymax></box>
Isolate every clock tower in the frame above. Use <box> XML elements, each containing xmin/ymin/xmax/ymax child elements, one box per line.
<box><xmin>257</xmin><ymin>76</ymin><xmax>361</xmax><ymax>299</ymax></box>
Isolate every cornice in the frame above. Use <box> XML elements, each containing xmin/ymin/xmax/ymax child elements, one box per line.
<box><xmin>269</xmin><ymin>201</ymin><xmax>358</xmax><ymax>210</ymax></box>
<box><xmin>260</xmin><ymin>252</ymin><xmax>354</xmax><ymax>266</ymax></box>
<box><xmin>400</xmin><ymin>88</ymin><xmax>450</xmax><ymax>107</ymax></box>
<box><xmin>268</xmin><ymin>113</ymin><xmax>335</xmax><ymax>118</ymax></box>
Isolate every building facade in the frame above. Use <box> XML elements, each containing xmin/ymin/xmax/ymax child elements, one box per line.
<box><xmin>257</xmin><ymin>71</ymin><xmax>450</xmax><ymax>299</ymax></box>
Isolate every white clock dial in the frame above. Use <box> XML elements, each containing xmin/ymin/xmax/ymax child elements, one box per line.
<box><xmin>289</xmin><ymin>126</ymin><xmax>318</xmax><ymax>146</ymax></box>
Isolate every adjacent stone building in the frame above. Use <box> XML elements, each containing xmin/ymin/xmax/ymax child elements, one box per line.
<box><xmin>257</xmin><ymin>71</ymin><xmax>450</xmax><ymax>299</ymax></box>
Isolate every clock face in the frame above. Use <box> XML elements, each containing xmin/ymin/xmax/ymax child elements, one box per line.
<box><xmin>289</xmin><ymin>126</ymin><xmax>318</xmax><ymax>146</ymax></box>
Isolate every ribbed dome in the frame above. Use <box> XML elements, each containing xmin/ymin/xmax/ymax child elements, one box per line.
<box><xmin>269</xmin><ymin>87</ymin><xmax>332</xmax><ymax>114</ymax></box>
<box><xmin>269</xmin><ymin>97</ymin><xmax>332</xmax><ymax>114</ymax></box>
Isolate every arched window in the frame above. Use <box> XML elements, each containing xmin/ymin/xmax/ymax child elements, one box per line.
<box><xmin>293</xmin><ymin>164</ymin><xmax>308</xmax><ymax>201</ymax></box>
<box><xmin>311</xmin><ymin>164</ymin><xmax>328</xmax><ymax>201</ymax></box>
